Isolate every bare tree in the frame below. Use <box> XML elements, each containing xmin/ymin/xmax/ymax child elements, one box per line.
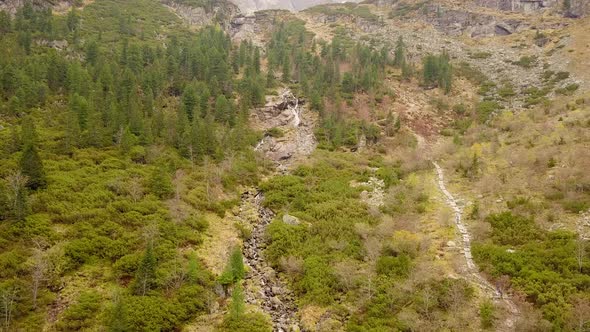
<box><xmin>30</xmin><ymin>240</ymin><xmax>49</xmax><ymax>309</ymax></box>
<box><xmin>419</xmin><ymin>285</ymin><xmax>436</xmax><ymax>321</ymax></box>
<box><xmin>570</xmin><ymin>296</ymin><xmax>590</xmax><ymax>332</ymax></box>
<box><xmin>127</xmin><ymin>177</ymin><xmax>144</xmax><ymax>203</ymax></box>
<box><xmin>0</xmin><ymin>285</ymin><xmax>19</xmax><ymax>330</ymax></box>
<box><xmin>6</xmin><ymin>171</ymin><xmax>28</xmax><ymax>219</ymax></box>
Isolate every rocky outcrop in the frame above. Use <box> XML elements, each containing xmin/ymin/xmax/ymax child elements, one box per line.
<box><xmin>566</xmin><ymin>0</ymin><xmax>590</xmax><ymax>17</ymax></box>
<box><xmin>229</xmin><ymin>0</ymin><xmax>361</xmax><ymax>14</ymax></box>
<box><xmin>161</xmin><ymin>0</ymin><xmax>239</xmax><ymax>29</ymax></box>
<box><xmin>253</xmin><ymin>89</ymin><xmax>317</xmax><ymax>172</ymax></box>
<box><xmin>476</xmin><ymin>0</ymin><xmax>588</xmax><ymax>17</ymax></box>
<box><xmin>231</xmin><ymin>10</ymin><xmax>294</xmax><ymax>46</ymax></box>
<box><xmin>475</xmin><ymin>0</ymin><xmax>557</xmax><ymax>13</ymax></box>
<box><xmin>0</xmin><ymin>0</ymin><xmax>74</xmax><ymax>14</ymax></box>
<box><xmin>421</xmin><ymin>4</ymin><xmax>525</xmax><ymax>37</ymax></box>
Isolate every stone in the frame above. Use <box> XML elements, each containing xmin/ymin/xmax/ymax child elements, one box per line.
<box><xmin>271</xmin><ymin>296</ymin><xmax>282</xmax><ymax>306</ymax></box>
<box><xmin>282</xmin><ymin>214</ymin><xmax>300</xmax><ymax>225</ymax></box>
<box><xmin>446</xmin><ymin>240</ymin><xmax>457</xmax><ymax>247</ymax></box>
<box><xmin>272</xmin><ymin>286</ymin><xmax>283</xmax><ymax>295</ymax></box>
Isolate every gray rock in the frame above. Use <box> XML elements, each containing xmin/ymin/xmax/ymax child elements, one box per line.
<box><xmin>271</xmin><ymin>296</ymin><xmax>282</xmax><ymax>306</ymax></box>
<box><xmin>282</xmin><ymin>214</ymin><xmax>300</xmax><ymax>225</ymax></box>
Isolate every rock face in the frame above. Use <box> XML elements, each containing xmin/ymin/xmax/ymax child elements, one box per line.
<box><xmin>567</xmin><ymin>0</ymin><xmax>590</xmax><ymax>17</ymax></box>
<box><xmin>475</xmin><ymin>0</ymin><xmax>588</xmax><ymax>17</ymax></box>
<box><xmin>421</xmin><ymin>4</ymin><xmax>526</xmax><ymax>37</ymax></box>
<box><xmin>0</xmin><ymin>0</ymin><xmax>73</xmax><ymax>14</ymax></box>
<box><xmin>253</xmin><ymin>89</ymin><xmax>317</xmax><ymax>172</ymax></box>
<box><xmin>161</xmin><ymin>0</ymin><xmax>240</xmax><ymax>28</ymax></box>
<box><xmin>229</xmin><ymin>0</ymin><xmax>361</xmax><ymax>14</ymax></box>
<box><xmin>475</xmin><ymin>0</ymin><xmax>558</xmax><ymax>13</ymax></box>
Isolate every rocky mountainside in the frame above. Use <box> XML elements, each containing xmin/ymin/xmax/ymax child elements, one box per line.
<box><xmin>229</xmin><ymin>0</ymin><xmax>361</xmax><ymax>13</ymax></box>
<box><xmin>0</xmin><ymin>0</ymin><xmax>75</xmax><ymax>13</ymax></box>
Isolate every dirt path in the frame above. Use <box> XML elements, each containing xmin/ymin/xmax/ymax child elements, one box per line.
<box><xmin>433</xmin><ymin>161</ymin><xmax>519</xmax><ymax>330</ymax></box>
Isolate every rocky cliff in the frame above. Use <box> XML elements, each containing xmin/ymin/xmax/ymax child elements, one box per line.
<box><xmin>161</xmin><ymin>0</ymin><xmax>240</xmax><ymax>28</ymax></box>
<box><xmin>230</xmin><ymin>0</ymin><xmax>362</xmax><ymax>14</ymax></box>
<box><xmin>475</xmin><ymin>0</ymin><xmax>588</xmax><ymax>17</ymax></box>
<box><xmin>0</xmin><ymin>0</ymin><xmax>74</xmax><ymax>14</ymax></box>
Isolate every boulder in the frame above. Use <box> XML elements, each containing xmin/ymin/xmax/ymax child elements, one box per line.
<box><xmin>282</xmin><ymin>214</ymin><xmax>300</xmax><ymax>225</ymax></box>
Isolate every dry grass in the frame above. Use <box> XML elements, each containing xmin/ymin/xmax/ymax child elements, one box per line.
<box><xmin>196</xmin><ymin>212</ymin><xmax>241</xmax><ymax>276</ymax></box>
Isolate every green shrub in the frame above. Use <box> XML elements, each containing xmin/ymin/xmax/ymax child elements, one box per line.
<box><xmin>56</xmin><ymin>292</ymin><xmax>101</xmax><ymax>331</ymax></box>
<box><xmin>485</xmin><ymin>212</ymin><xmax>541</xmax><ymax>245</ymax></box>
<box><xmin>220</xmin><ymin>312</ymin><xmax>272</xmax><ymax>332</ymax></box>
<box><xmin>479</xmin><ymin>301</ymin><xmax>495</xmax><ymax>329</ymax></box>
<box><xmin>514</xmin><ymin>55</ymin><xmax>537</xmax><ymax>68</ymax></box>
<box><xmin>297</xmin><ymin>256</ymin><xmax>338</xmax><ymax>305</ymax></box>
<box><xmin>376</xmin><ymin>254</ymin><xmax>411</xmax><ymax>278</ymax></box>
<box><xmin>265</xmin><ymin>127</ymin><xmax>284</xmax><ymax>138</ymax></box>
<box><xmin>470</xmin><ymin>51</ymin><xmax>492</xmax><ymax>59</ymax></box>
<box><xmin>475</xmin><ymin>101</ymin><xmax>500</xmax><ymax>122</ymax></box>
<box><xmin>123</xmin><ymin>296</ymin><xmax>178</xmax><ymax>331</ymax></box>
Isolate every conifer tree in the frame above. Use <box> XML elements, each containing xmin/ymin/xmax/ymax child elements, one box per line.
<box><xmin>0</xmin><ymin>11</ymin><xmax>11</xmax><ymax>35</ymax></box>
<box><xmin>148</xmin><ymin>167</ymin><xmax>173</xmax><ymax>199</ymax></box>
<box><xmin>229</xmin><ymin>283</ymin><xmax>245</xmax><ymax>319</ymax></box>
<box><xmin>214</xmin><ymin>95</ymin><xmax>230</xmax><ymax>124</ymax></box>
<box><xmin>393</xmin><ymin>36</ymin><xmax>406</xmax><ymax>68</ymax></box>
<box><xmin>20</xmin><ymin>118</ymin><xmax>46</xmax><ymax>190</ymax></box>
<box><xmin>253</xmin><ymin>47</ymin><xmax>261</xmax><ymax>74</ymax></box>
<box><xmin>135</xmin><ymin>245</ymin><xmax>157</xmax><ymax>296</ymax></box>
<box><xmin>108</xmin><ymin>293</ymin><xmax>127</xmax><ymax>332</ymax></box>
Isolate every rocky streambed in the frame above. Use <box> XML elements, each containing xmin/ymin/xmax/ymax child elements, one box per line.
<box><xmin>235</xmin><ymin>89</ymin><xmax>316</xmax><ymax>331</ymax></box>
<box><xmin>238</xmin><ymin>190</ymin><xmax>301</xmax><ymax>332</ymax></box>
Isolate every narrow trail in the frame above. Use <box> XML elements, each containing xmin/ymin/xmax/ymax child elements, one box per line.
<box><xmin>433</xmin><ymin>161</ymin><xmax>519</xmax><ymax>329</ymax></box>
<box><xmin>239</xmin><ymin>88</ymin><xmax>315</xmax><ymax>332</ymax></box>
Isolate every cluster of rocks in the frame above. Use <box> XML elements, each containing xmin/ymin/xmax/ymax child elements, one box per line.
<box><xmin>0</xmin><ymin>0</ymin><xmax>73</xmax><ymax>14</ymax></box>
<box><xmin>577</xmin><ymin>209</ymin><xmax>590</xmax><ymax>240</ymax></box>
<box><xmin>239</xmin><ymin>190</ymin><xmax>301</xmax><ymax>332</ymax></box>
<box><xmin>475</xmin><ymin>0</ymin><xmax>588</xmax><ymax>17</ymax></box>
<box><xmin>351</xmin><ymin>176</ymin><xmax>385</xmax><ymax>209</ymax></box>
<box><xmin>161</xmin><ymin>0</ymin><xmax>240</xmax><ymax>29</ymax></box>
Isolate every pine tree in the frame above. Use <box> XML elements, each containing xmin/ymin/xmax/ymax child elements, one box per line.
<box><xmin>282</xmin><ymin>55</ymin><xmax>290</xmax><ymax>83</ymax></box>
<box><xmin>119</xmin><ymin>127</ymin><xmax>137</xmax><ymax>154</ymax></box>
<box><xmin>393</xmin><ymin>36</ymin><xmax>406</xmax><ymax>68</ymax></box>
<box><xmin>229</xmin><ymin>283</ymin><xmax>245</xmax><ymax>319</ymax></box>
<box><xmin>85</xmin><ymin>39</ymin><xmax>99</xmax><ymax>65</ymax></box>
<box><xmin>187</xmin><ymin>252</ymin><xmax>200</xmax><ymax>284</ymax></box>
<box><xmin>182</xmin><ymin>85</ymin><xmax>198</xmax><ymax>121</ymax></box>
<box><xmin>423</xmin><ymin>54</ymin><xmax>438</xmax><ymax>87</ymax></box>
<box><xmin>66</xmin><ymin>7</ymin><xmax>79</xmax><ymax>33</ymax></box>
<box><xmin>214</xmin><ymin>95</ymin><xmax>230</xmax><ymax>124</ymax></box>
<box><xmin>135</xmin><ymin>245</ymin><xmax>157</xmax><ymax>296</ymax></box>
<box><xmin>0</xmin><ymin>11</ymin><xmax>11</xmax><ymax>35</ymax></box>
<box><xmin>229</xmin><ymin>246</ymin><xmax>245</xmax><ymax>282</ymax></box>
<box><xmin>148</xmin><ymin>167</ymin><xmax>173</xmax><ymax>199</ymax></box>
<box><xmin>20</xmin><ymin>144</ymin><xmax>46</xmax><ymax>190</ymax></box>
<box><xmin>266</xmin><ymin>66</ymin><xmax>275</xmax><ymax>88</ymax></box>
<box><xmin>20</xmin><ymin>119</ymin><xmax>46</xmax><ymax>190</ymax></box>
<box><xmin>108</xmin><ymin>293</ymin><xmax>127</xmax><ymax>332</ymax></box>
<box><xmin>253</xmin><ymin>47</ymin><xmax>261</xmax><ymax>74</ymax></box>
